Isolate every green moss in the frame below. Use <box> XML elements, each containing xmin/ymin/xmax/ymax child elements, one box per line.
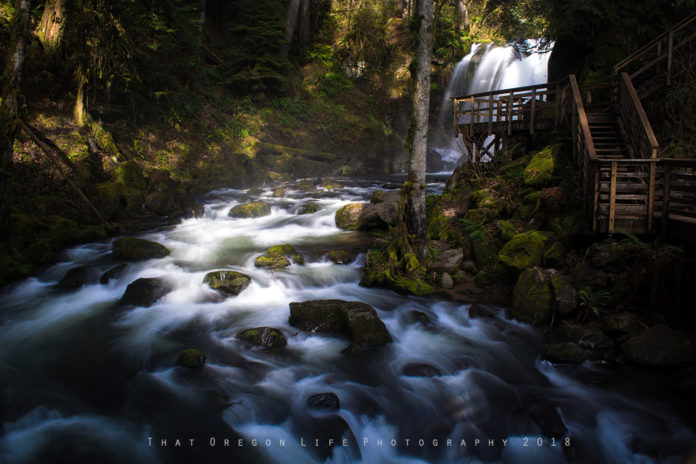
<box><xmin>470</xmin><ymin>189</ymin><xmax>504</xmax><ymax>214</ymax></box>
<box><xmin>267</xmin><ymin>244</ymin><xmax>296</xmax><ymax>256</ymax></box>
<box><xmin>496</xmin><ymin>220</ymin><xmax>521</xmax><ymax>242</ymax></box>
<box><xmin>512</xmin><ymin>267</ymin><xmax>553</xmax><ymax>325</ymax></box>
<box><xmin>228</xmin><ymin>201</ymin><xmax>271</xmax><ymax>218</ymax></box>
<box><xmin>254</xmin><ymin>255</ymin><xmax>291</xmax><ymax>270</ymax></box>
<box><xmin>524</xmin><ymin>144</ymin><xmax>563</xmax><ymax>187</ymax></box>
<box><xmin>176</xmin><ymin>348</ymin><xmax>206</xmax><ymax>369</ymax></box>
<box><xmin>464</xmin><ymin>208</ymin><xmax>497</xmax><ymax>225</ymax></box>
<box><xmin>203</xmin><ymin>270</ymin><xmax>251</xmax><ymax>295</ymax></box>
<box><xmin>115</xmin><ymin>160</ymin><xmax>147</xmax><ymax>190</ymax></box>
<box><xmin>498</xmin><ymin>231</ymin><xmax>551</xmax><ymax>271</ymax></box>
<box><xmin>472</xmin><ymin>236</ymin><xmax>502</xmax><ymax>271</ymax></box>
<box><xmin>328</xmin><ymin>250</ymin><xmax>353</xmax><ymax>264</ymax></box>
<box><xmin>500</xmin><ymin>155</ymin><xmax>531</xmax><ymax>179</ymax></box>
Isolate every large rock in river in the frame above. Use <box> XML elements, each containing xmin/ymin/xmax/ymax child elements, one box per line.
<box><xmin>237</xmin><ymin>327</ymin><xmax>287</xmax><ymax>349</ymax></box>
<box><xmin>335</xmin><ymin>201</ymin><xmax>398</xmax><ymax>230</ymax></box>
<box><xmin>511</xmin><ymin>267</ymin><xmax>552</xmax><ymax>325</ymax></box>
<box><xmin>428</xmin><ymin>248</ymin><xmax>463</xmax><ymax>274</ymax></box>
<box><xmin>119</xmin><ymin>278</ymin><xmax>172</xmax><ymax>306</ymax></box>
<box><xmin>255</xmin><ymin>244</ymin><xmax>303</xmax><ymax>270</ymax></box>
<box><xmin>203</xmin><ymin>270</ymin><xmax>251</xmax><ymax>296</ymax></box>
<box><xmin>112</xmin><ymin>237</ymin><xmax>171</xmax><ymax>261</ymax></box>
<box><xmin>289</xmin><ymin>299</ymin><xmax>392</xmax><ymax>356</ymax></box>
<box><xmin>621</xmin><ymin>324</ymin><xmax>695</xmax><ymax>367</ymax></box>
<box><xmin>228</xmin><ymin>201</ymin><xmax>271</xmax><ymax>218</ymax></box>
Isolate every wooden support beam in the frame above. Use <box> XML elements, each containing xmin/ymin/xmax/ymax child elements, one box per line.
<box><xmin>662</xmin><ymin>163</ymin><xmax>672</xmax><ymax>237</ymax></box>
<box><xmin>648</xmin><ymin>162</ymin><xmax>656</xmax><ymax>232</ymax></box>
<box><xmin>667</xmin><ymin>30</ymin><xmax>674</xmax><ymax>85</ymax></box>
<box><xmin>593</xmin><ymin>166</ymin><xmax>600</xmax><ymax>232</ymax></box>
<box><xmin>609</xmin><ymin>161</ymin><xmax>617</xmax><ymax>233</ymax></box>
<box><xmin>530</xmin><ymin>88</ymin><xmax>536</xmax><ymax>135</ymax></box>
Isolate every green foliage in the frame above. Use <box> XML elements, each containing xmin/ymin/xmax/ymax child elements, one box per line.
<box><xmin>459</xmin><ymin>218</ymin><xmax>486</xmax><ymax>240</ymax></box>
<box><xmin>577</xmin><ymin>288</ymin><xmax>610</xmax><ymax>318</ymax></box>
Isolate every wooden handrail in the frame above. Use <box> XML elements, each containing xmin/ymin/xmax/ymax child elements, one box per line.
<box><xmin>451</xmin><ymin>81</ymin><xmax>559</xmax><ymax>100</ymax></box>
<box><xmin>569</xmin><ymin>75</ymin><xmax>596</xmax><ymax>160</ymax></box>
<box><xmin>615</xmin><ymin>72</ymin><xmax>659</xmax><ymax>158</ymax></box>
<box><xmin>613</xmin><ymin>10</ymin><xmax>696</xmax><ymax>75</ymax></box>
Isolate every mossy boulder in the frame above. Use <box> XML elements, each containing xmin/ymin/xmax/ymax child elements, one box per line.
<box><xmin>289</xmin><ymin>299</ymin><xmax>392</xmax><ymax>356</ymax></box>
<box><xmin>512</xmin><ymin>267</ymin><xmax>552</xmax><ymax>325</ymax></box>
<box><xmin>464</xmin><ymin>207</ymin><xmax>497</xmax><ymax>225</ymax></box>
<box><xmin>602</xmin><ymin>313</ymin><xmax>642</xmax><ymax>335</ymax></box>
<box><xmin>176</xmin><ymin>348</ymin><xmax>206</xmax><ymax>368</ymax></box>
<box><xmin>328</xmin><ymin>250</ymin><xmax>353</xmax><ymax>264</ymax></box>
<box><xmin>112</xmin><ymin>237</ymin><xmax>171</xmax><ymax>261</ymax></box>
<box><xmin>496</xmin><ymin>220</ymin><xmax>524</xmax><ymax>242</ymax></box>
<box><xmin>255</xmin><ymin>244</ymin><xmax>302</xmax><ymax>270</ymax></box>
<box><xmin>550</xmin><ymin>273</ymin><xmax>576</xmax><ymax>315</ymax></box>
<box><xmin>119</xmin><ymin>278</ymin><xmax>172</xmax><ymax>306</ymax></box>
<box><xmin>228</xmin><ymin>201</ymin><xmax>271</xmax><ymax>218</ymax></box>
<box><xmin>524</xmin><ymin>144</ymin><xmax>562</xmax><ymax>187</ymax></box>
<box><xmin>543</xmin><ymin>241</ymin><xmax>567</xmax><ymax>268</ymax></box>
<box><xmin>237</xmin><ymin>327</ymin><xmax>287</xmax><ymax>349</ymax></box>
<box><xmin>298</xmin><ymin>202</ymin><xmax>321</xmax><ymax>215</ymax></box>
<box><xmin>56</xmin><ymin>266</ymin><xmax>94</xmax><ymax>290</ymax></box>
<box><xmin>540</xmin><ymin>186</ymin><xmax>565</xmax><ymax>213</ymax></box>
<box><xmin>621</xmin><ymin>325</ymin><xmax>695</xmax><ymax>367</ymax></box>
<box><xmin>541</xmin><ymin>342</ymin><xmax>592</xmax><ymax>364</ymax></box>
<box><xmin>370</xmin><ymin>190</ymin><xmax>401</xmax><ymax>204</ymax></box>
<box><xmin>470</xmin><ymin>189</ymin><xmax>505</xmax><ymax>215</ymax></box>
<box><xmin>272</xmin><ymin>187</ymin><xmax>286</xmax><ymax>197</ymax></box>
<box><xmin>88</xmin><ymin>182</ymin><xmax>145</xmax><ymax>220</ymax></box>
<box><xmin>335</xmin><ymin>201</ymin><xmax>398</xmax><ymax>230</ymax></box>
<box><xmin>145</xmin><ymin>191</ymin><xmax>180</xmax><ymax>217</ymax></box>
<box><xmin>571</xmin><ymin>261</ymin><xmax>608</xmax><ymax>290</ymax></box>
<box><xmin>203</xmin><ymin>270</ymin><xmax>251</xmax><ymax>296</ymax></box>
<box><xmin>115</xmin><ymin>160</ymin><xmax>147</xmax><ymax>190</ymax></box>
<box><xmin>472</xmin><ymin>236</ymin><xmax>503</xmax><ymax>271</ymax></box>
<box><xmin>360</xmin><ymin>250</ymin><xmax>434</xmax><ymax>296</ymax></box>
<box><xmin>498</xmin><ymin>231</ymin><xmax>551</xmax><ymax>271</ymax></box>
<box><xmin>499</xmin><ymin>155</ymin><xmax>531</xmax><ymax>179</ymax></box>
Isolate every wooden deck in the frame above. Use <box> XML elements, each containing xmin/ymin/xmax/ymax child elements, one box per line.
<box><xmin>452</xmin><ymin>12</ymin><xmax>696</xmax><ymax>236</ymax></box>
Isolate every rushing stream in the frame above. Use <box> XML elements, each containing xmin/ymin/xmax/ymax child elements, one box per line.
<box><xmin>1</xmin><ymin>177</ymin><xmax>694</xmax><ymax>463</ymax></box>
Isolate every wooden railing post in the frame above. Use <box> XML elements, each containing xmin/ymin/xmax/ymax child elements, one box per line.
<box><xmin>530</xmin><ymin>88</ymin><xmax>536</xmax><ymax>135</ymax></box>
<box><xmin>593</xmin><ymin>164</ymin><xmax>600</xmax><ymax>232</ymax></box>
<box><xmin>661</xmin><ymin>162</ymin><xmax>672</xmax><ymax>237</ymax></box>
<box><xmin>667</xmin><ymin>30</ymin><xmax>674</xmax><ymax>85</ymax></box>
<box><xmin>648</xmin><ymin>161</ymin><xmax>656</xmax><ymax>232</ymax></box>
<box><xmin>609</xmin><ymin>161</ymin><xmax>618</xmax><ymax>233</ymax></box>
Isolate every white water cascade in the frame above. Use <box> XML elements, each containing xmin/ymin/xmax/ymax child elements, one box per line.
<box><xmin>432</xmin><ymin>41</ymin><xmax>552</xmax><ymax>167</ymax></box>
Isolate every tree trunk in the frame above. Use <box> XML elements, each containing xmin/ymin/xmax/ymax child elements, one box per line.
<box><xmin>457</xmin><ymin>0</ymin><xmax>469</xmax><ymax>32</ymax></box>
<box><xmin>298</xmin><ymin>0</ymin><xmax>311</xmax><ymax>46</ymax></box>
<box><xmin>37</xmin><ymin>0</ymin><xmax>68</xmax><ymax>55</ymax></box>
<box><xmin>406</xmin><ymin>0</ymin><xmax>434</xmax><ymax>261</ymax></box>
<box><xmin>0</xmin><ymin>0</ymin><xmax>34</xmax><ymax>167</ymax></box>
<box><xmin>281</xmin><ymin>0</ymin><xmax>301</xmax><ymax>57</ymax></box>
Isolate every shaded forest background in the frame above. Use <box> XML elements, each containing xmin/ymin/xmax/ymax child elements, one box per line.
<box><xmin>0</xmin><ymin>0</ymin><xmax>693</xmax><ymax>284</ymax></box>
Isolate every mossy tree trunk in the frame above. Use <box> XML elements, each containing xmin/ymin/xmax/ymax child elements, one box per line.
<box><xmin>37</xmin><ymin>0</ymin><xmax>68</xmax><ymax>56</ymax></box>
<box><xmin>0</xmin><ymin>0</ymin><xmax>34</xmax><ymax>168</ymax></box>
<box><xmin>406</xmin><ymin>0</ymin><xmax>434</xmax><ymax>261</ymax></box>
<box><xmin>282</xmin><ymin>0</ymin><xmax>301</xmax><ymax>57</ymax></box>
<box><xmin>457</xmin><ymin>0</ymin><xmax>469</xmax><ymax>32</ymax></box>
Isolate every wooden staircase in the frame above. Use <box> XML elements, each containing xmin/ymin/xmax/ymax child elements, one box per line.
<box><xmin>451</xmin><ymin>11</ymin><xmax>696</xmax><ymax>237</ymax></box>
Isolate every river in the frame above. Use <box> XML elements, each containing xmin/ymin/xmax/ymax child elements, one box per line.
<box><xmin>0</xmin><ymin>177</ymin><xmax>693</xmax><ymax>463</ymax></box>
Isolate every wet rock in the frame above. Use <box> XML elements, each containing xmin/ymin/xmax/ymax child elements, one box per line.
<box><xmin>112</xmin><ymin>237</ymin><xmax>171</xmax><ymax>261</ymax></box>
<box><xmin>203</xmin><ymin>270</ymin><xmax>251</xmax><ymax>296</ymax></box>
<box><xmin>550</xmin><ymin>273</ymin><xmax>576</xmax><ymax>315</ymax></box>
<box><xmin>335</xmin><ymin>201</ymin><xmax>398</xmax><ymax>230</ymax></box>
<box><xmin>246</xmin><ymin>187</ymin><xmax>263</xmax><ymax>196</ymax></box>
<box><xmin>228</xmin><ymin>201</ymin><xmax>271</xmax><ymax>218</ymax></box>
<box><xmin>468</xmin><ymin>303</ymin><xmax>495</xmax><ymax>319</ymax></box>
<box><xmin>429</xmin><ymin>248</ymin><xmax>463</xmax><ymax>274</ymax></box>
<box><xmin>543</xmin><ymin>241</ymin><xmax>567</xmax><ymax>269</ymax></box>
<box><xmin>541</xmin><ymin>342</ymin><xmax>592</xmax><ymax>364</ymax></box>
<box><xmin>56</xmin><ymin>266</ymin><xmax>93</xmax><ymax>290</ymax></box>
<box><xmin>461</xmin><ymin>260</ymin><xmax>477</xmax><ymax>274</ymax></box>
<box><xmin>145</xmin><ymin>191</ymin><xmax>178</xmax><ymax>216</ymax></box>
<box><xmin>181</xmin><ymin>200</ymin><xmax>205</xmax><ymax>219</ymax></box>
<box><xmin>237</xmin><ymin>327</ymin><xmax>287</xmax><ymax>349</ymax></box>
<box><xmin>100</xmin><ymin>264</ymin><xmax>127</xmax><ymax>284</ymax></box>
<box><xmin>601</xmin><ymin>313</ymin><xmax>643</xmax><ymax>336</ymax></box>
<box><xmin>512</xmin><ymin>267</ymin><xmax>552</xmax><ymax>325</ymax></box>
<box><xmin>119</xmin><ymin>278</ymin><xmax>172</xmax><ymax>306</ymax></box>
<box><xmin>370</xmin><ymin>190</ymin><xmax>401</xmax><ymax>204</ymax></box>
<box><xmin>571</xmin><ymin>261</ymin><xmax>608</xmax><ymax>290</ymax></box>
<box><xmin>498</xmin><ymin>231</ymin><xmax>551</xmax><ymax>271</ymax></box>
<box><xmin>272</xmin><ymin>187</ymin><xmax>286</xmax><ymax>198</ymax></box>
<box><xmin>588</xmin><ymin>240</ymin><xmax>640</xmax><ymax>273</ymax></box>
<box><xmin>255</xmin><ymin>244</ymin><xmax>302</xmax><ymax>270</ymax></box>
<box><xmin>440</xmin><ymin>272</ymin><xmax>453</xmax><ymax>289</ymax></box>
<box><xmin>307</xmin><ymin>393</ymin><xmax>340</xmax><ymax>410</ymax></box>
<box><xmin>289</xmin><ymin>299</ymin><xmax>392</xmax><ymax>356</ymax></box>
<box><xmin>496</xmin><ymin>220</ymin><xmax>523</xmax><ymax>242</ymax></box>
<box><xmin>328</xmin><ymin>250</ymin><xmax>353</xmax><ymax>264</ymax></box>
<box><xmin>540</xmin><ymin>186</ymin><xmax>565</xmax><ymax>213</ymax></box>
<box><xmin>176</xmin><ymin>348</ymin><xmax>206</xmax><ymax>368</ymax></box>
<box><xmin>472</xmin><ymin>236</ymin><xmax>503</xmax><ymax>271</ymax></box>
<box><xmin>621</xmin><ymin>324</ymin><xmax>695</xmax><ymax>367</ymax></box>
<box><xmin>402</xmin><ymin>362</ymin><xmax>441</xmax><ymax>377</ymax></box>
<box><xmin>298</xmin><ymin>202</ymin><xmax>321</xmax><ymax>215</ymax></box>
<box><xmin>407</xmin><ymin>310</ymin><xmax>431</xmax><ymax>325</ymax></box>
<box><xmin>529</xmin><ymin>401</ymin><xmax>567</xmax><ymax>439</ymax></box>
<box><xmin>559</xmin><ymin>324</ymin><xmax>614</xmax><ymax>352</ymax></box>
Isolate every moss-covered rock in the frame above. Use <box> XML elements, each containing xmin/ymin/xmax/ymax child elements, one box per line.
<box><xmin>298</xmin><ymin>202</ymin><xmax>321</xmax><ymax>214</ymax></box>
<box><xmin>176</xmin><ymin>348</ymin><xmax>206</xmax><ymax>368</ymax></box>
<box><xmin>540</xmin><ymin>186</ymin><xmax>565</xmax><ymax>213</ymax></box>
<box><xmin>115</xmin><ymin>160</ymin><xmax>147</xmax><ymax>190</ymax></box>
<box><xmin>472</xmin><ymin>236</ymin><xmax>502</xmax><ymax>271</ymax></box>
<box><xmin>498</xmin><ymin>231</ymin><xmax>551</xmax><ymax>271</ymax></box>
<box><xmin>254</xmin><ymin>244</ymin><xmax>302</xmax><ymax>270</ymax></box>
<box><xmin>621</xmin><ymin>325</ymin><xmax>695</xmax><ymax>367</ymax></box>
<box><xmin>145</xmin><ymin>191</ymin><xmax>180</xmax><ymax>217</ymax></box>
<box><xmin>328</xmin><ymin>250</ymin><xmax>353</xmax><ymax>264</ymax></box>
<box><xmin>512</xmin><ymin>267</ymin><xmax>552</xmax><ymax>325</ymax></box>
<box><xmin>428</xmin><ymin>248</ymin><xmax>463</xmax><ymax>274</ymax></box>
<box><xmin>543</xmin><ymin>241</ymin><xmax>567</xmax><ymax>268</ymax></box>
<box><xmin>370</xmin><ymin>190</ymin><xmax>401</xmax><ymax>204</ymax></box>
<box><xmin>255</xmin><ymin>255</ymin><xmax>291</xmax><ymax>269</ymax></box>
<box><xmin>499</xmin><ymin>155</ymin><xmax>531</xmax><ymax>179</ymax></box>
<box><xmin>524</xmin><ymin>144</ymin><xmax>562</xmax><ymax>187</ymax></box>
<box><xmin>237</xmin><ymin>327</ymin><xmax>287</xmax><ymax>349</ymax></box>
<box><xmin>360</xmin><ymin>250</ymin><xmax>434</xmax><ymax>296</ymax></box>
<box><xmin>289</xmin><ymin>299</ymin><xmax>392</xmax><ymax>356</ymax></box>
<box><xmin>272</xmin><ymin>187</ymin><xmax>286</xmax><ymax>197</ymax></box>
<box><xmin>88</xmin><ymin>182</ymin><xmax>145</xmax><ymax>220</ymax></box>
<box><xmin>571</xmin><ymin>261</ymin><xmax>608</xmax><ymax>290</ymax></box>
<box><xmin>335</xmin><ymin>201</ymin><xmax>398</xmax><ymax>230</ymax></box>
<box><xmin>470</xmin><ymin>189</ymin><xmax>505</xmax><ymax>215</ymax></box>
<box><xmin>550</xmin><ymin>273</ymin><xmax>576</xmax><ymax>315</ymax></box>
<box><xmin>228</xmin><ymin>201</ymin><xmax>271</xmax><ymax>218</ymax></box>
<box><xmin>496</xmin><ymin>220</ymin><xmax>524</xmax><ymax>242</ymax></box>
<box><xmin>119</xmin><ymin>277</ymin><xmax>172</xmax><ymax>306</ymax></box>
<box><xmin>464</xmin><ymin>207</ymin><xmax>497</xmax><ymax>225</ymax></box>
<box><xmin>112</xmin><ymin>237</ymin><xmax>171</xmax><ymax>261</ymax></box>
<box><xmin>100</xmin><ymin>264</ymin><xmax>127</xmax><ymax>284</ymax></box>
<box><xmin>268</xmin><ymin>244</ymin><xmax>296</xmax><ymax>256</ymax></box>
<box><xmin>56</xmin><ymin>266</ymin><xmax>93</xmax><ymax>290</ymax></box>
<box><xmin>203</xmin><ymin>270</ymin><xmax>251</xmax><ymax>296</ymax></box>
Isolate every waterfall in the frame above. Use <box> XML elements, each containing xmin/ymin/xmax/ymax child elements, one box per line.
<box><xmin>431</xmin><ymin>41</ymin><xmax>552</xmax><ymax>169</ymax></box>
